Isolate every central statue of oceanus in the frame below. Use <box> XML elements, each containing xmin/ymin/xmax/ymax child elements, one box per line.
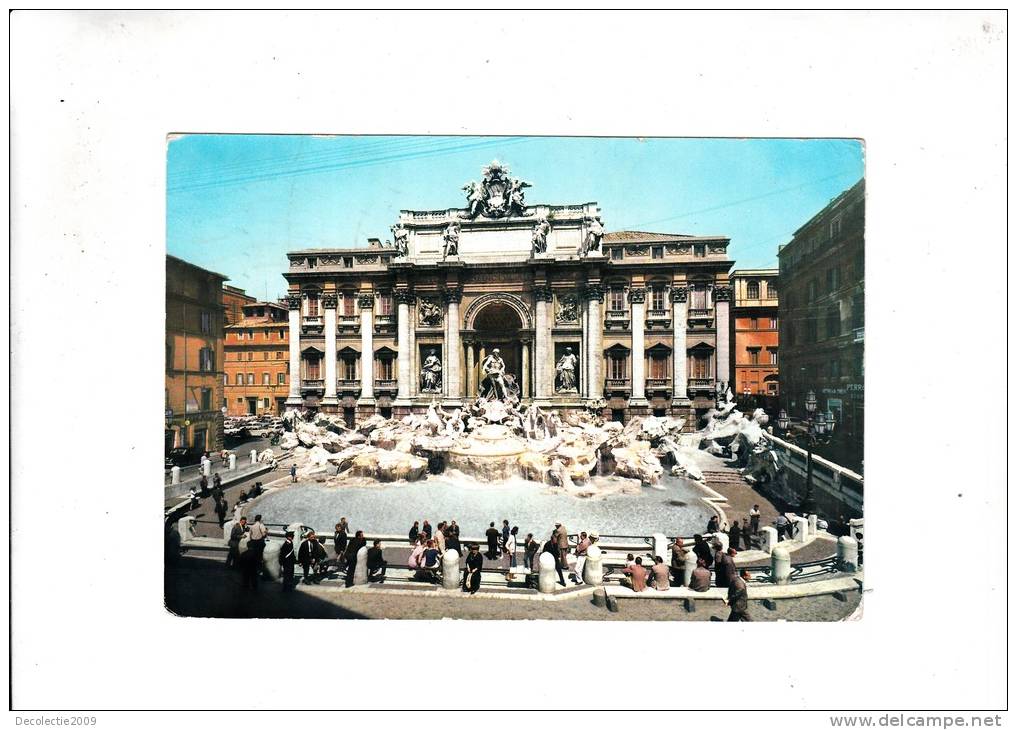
<box><xmin>478</xmin><ymin>348</ymin><xmax>520</xmax><ymax>404</ymax></box>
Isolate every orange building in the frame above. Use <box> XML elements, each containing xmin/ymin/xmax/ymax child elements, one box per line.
<box><xmin>166</xmin><ymin>255</ymin><xmax>227</xmax><ymax>453</ymax></box>
<box><xmin>224</xmin><ymin>300</ymin><xmax>291</xmax><ymax>416</ymax></box>
<box><xmin>730</xmin><ymin>268</ymin><xmax>779</xmax><ymax>405</ymax></box>
<box><xmin>223</xmin><ymin>284</ymin><xmax>256</xmax><ymax>326</ymax></box>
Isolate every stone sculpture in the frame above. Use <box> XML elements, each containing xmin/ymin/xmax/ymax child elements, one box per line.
<box><xmin>390</xmin><ymin>223</ymin><xmax>409</xmax><ymax>257</ymax></box>
<box><xmin>580</xmin><ymin>216</ymin><xmax>605</xmax><ymax>257</ymax></box>
<box><xmin>555</xmin><ymin>347</ymin><xmax>578</xmax><ymax>392</ymax></box>
<box><xmin>556</xmin><ymin>293</ymin><xmax>578</xmax><ymax>323</ymax></box>
<box><xmin>460</xmin><ymin>160</ymin><xmax>532</xmax><ymax>219</ymax></box>
<box><xmin>531</xmin><ymin>216</ymin><xmax>550</xmax><ymax>255</ymax></box>
<box><xmin>442</xmin><ymin>221</ymin><xmax>460</xmax><ymax>259</ymax></box>
<box><xmin>420</xmin><ymin>350</ymin><xmax>442</xmax><ymax>392</ymax></box>
<box><xmin>479</xmin><ymin>348</ymin><xmax>510</xmax><ymax>402</ymax></box>
<box><xmin>418</xmin><ymin>298</ymin><xmax>443</xmax><ymax>326</ymax></box>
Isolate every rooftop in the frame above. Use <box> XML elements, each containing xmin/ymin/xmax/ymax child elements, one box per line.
<box><xmin>603</xmin><ymin>230</ymin><xmax>727</xmax><ymax>243</ymax></box>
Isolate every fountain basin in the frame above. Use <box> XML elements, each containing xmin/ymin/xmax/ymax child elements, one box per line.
<box><xmin>445</xmin><ymin>424</ymin><xmax>528</xmax><ymax>482</ymax></box>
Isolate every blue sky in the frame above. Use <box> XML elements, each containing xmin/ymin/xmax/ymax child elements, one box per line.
<box><xmin>167</xmin><ymin>135</ymin><xmax>863</xmax><ymax>300</ymax></box>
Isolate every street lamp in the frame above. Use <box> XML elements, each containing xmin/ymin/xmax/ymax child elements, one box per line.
<box><xmin>799</xmin><ymin>391</ymin><xmax>835</xmax><ymax>515</ymax></box>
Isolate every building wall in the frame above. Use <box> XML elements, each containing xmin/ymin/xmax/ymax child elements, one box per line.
<box><xmin>166</xmin><ymin>256</ymin><xmax>226</xmax><ymax>453</ymax></box>
<box><xmin>730</xmin><ymin>269</ymin><xmax>779</xmax><ymax>403</ymax></box>
<box><xmin>224</xmin><ymin>304</ymin><xmax>291</xmax><ymax>416</ymax></box>
<box><xmin>222</xmin><ymin>285</ymin><xmax>255</xmax><ymax>326</ymax></box>
<box><xmin>777</xmin><ymin>179</ymin><xmax>864</xmax><ymax>472</ymax></box>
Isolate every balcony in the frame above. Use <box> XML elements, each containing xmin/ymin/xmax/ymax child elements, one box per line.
<box><xmin>646</xmin><ymin>310</ymin><xmax>671</xmax><ymax>330</ymax></box>
<box><xmin>337</xmin><ymin>379</ymin><xmax>360</xmax><ymax>393</ymax></box>
<box><xmin>604</xmin><ymin>310</ymin><xmax>630</xmax><ymax>331</ymax></box>
<box><xmin>374</xmin><ymin>313</ymin><xmax>396</xmax><ymax>334</ymax></box>
<box><xmin>374</xmin><ymin>378</ymin><xmax>398</xmax><ymax>394</ymax></box>
<box><xmin>687</xmin><ymin>378</ymin><xmax>714</xmax><ymax>394</ymax></box>
<box><xmin>338</xmin><ymin>315</ymin><xmax>359</xmax><ymax>333</ymax></box>
<box><xmin>300</xmin><ymin>379</ymin><xmax>325</xmax><ymax>393</ymax></box>
<box><xmin>646</xmin><ymin>377</ymin><xmax>672</xmax><ymax>393</ymax></box>
<box><xmin>604</xmin><ymin>378</ymin><xmax>631</xmax><ymax>395</ymax></box>
<box><xmin>853</xmin><ymin>327</ymin><xmax>864</xmax><ymax>343</ymax></box>
<box><xmin>301</xmin><ymin>316</ymin><xmax>324</xmax><ymax>335</ymax></box>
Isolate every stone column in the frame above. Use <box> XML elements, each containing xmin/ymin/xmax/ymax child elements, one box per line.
<box><xmin>285</xmin><ymin>295</ymin><xmax>303</xmax><ymax>406</ymax></box>
<box><xmin>522</xmin><ymin>341</ymin><xmax>530</xmax><ymax>399</ymax></box>
<box><xmin>683</xmin><ymin>548</ymin><xmax>698</xmax><ymax>587</ymax></box>
<box><xmin>538</xmin><ymin>551</ymin><xmax>558</xmax><ymax>594</ymax></box>
<box><xmin>443</xmin><ymin>288</ymin><xmax>462</xmax><ymax>403</ymax></box>
<box><xmin>171</xmin><ymin>466</ymin><xmax>181</xmax><ymax>484</ymax></box>
<box><xmin>228</xmin><ymin>453</ymin><xmax>236</xmax><ymax>471</ymax></box>
<box><xmin>250</xmin><ymin>449</ymin><xmax>257</xmax><ymax>465</ymax></box>
<box><xmin>671</xmin><ymin>286</ymin><xmax>689</xmax><ymax>405</ymax></box>
<box><xmin>358</xmin><ymin>293</ymin><xmax>375</xmax><ymax>404</ymax></box>
<box><xmin>322</xmin><ymin>293</ymin><xmax>338</xmax><ymax>406</ymax></box>
<box><xmin>714</xmin><ymin>285</ymin><xmax>732</xmax><ymax>391</ymax></box>
<box><xmin>771</xmin><ymin>545</ymin><xmax>791</xmax><ymax>585</ymax></box>
<box><xmin>395</xmin><ymin>291</ymin><xmax>413</xmax><ymax>404</ymax></box>
<box><xmin>583</xmin><ymin>544</ymin><xmax>604</xmax><ymax>586</ymax></box>
<box><xmin>581</xmin><ymin>297</ymin><xmax>589</xmax><ymax>398</ymax></box>
<box><xmin>651</xmin><ymin>533</ymin><xmax>669</xmax><ymax>563</ymax></box>
<box><xmin>533</xmin><ymin>286</ymin><xmax>553</xmax><ymax>403</ymax></box>
<box><xmin>585</xmin><ymin>285</ymin><xmax>604</xmax><ymax>402</ymax></box>
<box><xmin>408</xmin><ymin>300</ymin><xmax>418</xmax><ymax>398</ymax></box>
<box><xmin>465</xmin><ymin>342</ymin><xmax>475</xmax><ymax>398</ymax></box>
<box><xmin>837</xmin><ymin>536</ymin><xmax>859</xmax><ymax>573</ymax></box>
<box><xmin>442</xmin><ymin>549</ymin><xmax>461</xmax><ymax>589</ymax></box>
<box><xmin>629</xmin><ymin>287</ymin><xmax>648</xmax><ymax>406</ymax></box>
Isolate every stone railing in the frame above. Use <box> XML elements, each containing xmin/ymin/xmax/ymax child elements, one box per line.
<box><xmin>646</xmin><ymin>377</ymin><xmax>671</xmax><ymax>390</ymax></box>
<box><xmin>764</xmin><ymin>434</ymin><xmax>864</xmax><ymax>516</ymax></box>
<box><xmin>300</xmin><ymin>379</ymin><xmax>325</xmax><ymax>391</ymax></box>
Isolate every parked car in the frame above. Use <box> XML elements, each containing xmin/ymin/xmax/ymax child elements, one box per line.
<box><xmin>165</xmin><ymin>446</ymin><xmax>204</xmax><ymax>469</ymax></box>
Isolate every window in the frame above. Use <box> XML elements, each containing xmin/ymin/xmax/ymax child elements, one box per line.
<box><xmin>200</xmin><ymin>310</ymin><xmax>212</xmax><ymax>334</ymax></box>
<box><xmin>650</xmin><ymin>286</ymin><xmax>666</xmax><ymax>311</ymax></box>
<box><xmin>826</xmin><ymin>304</ymin><xmax>841</xmax><ymax>338</ymax></box>
<box><xmin>264</xmin><ymin>398</ymin><xmax>270</xmax><ymax>409</ymax></box>
<box><xmin>807</xmin><ymin>279</ymin><xmax>817</xmax><ymax>303</ymax></box>
<box><xmin>306</xmin><ymin>293</ymin><xmax>319</xmax><ymax>317</ymax></box>
<box><xmin>694</xmin><ymin>244</ymin><xmax>705</xmax><ymax>258</ymax></box>
<box><xmin>852</xmin><ymin>294</ymin><xmax>864</xmax><ymax>329</ymax></box>
<box><xmin>750</xmin><ymin>317</ymin><xmax>758</xmax><ymax>330</ymax></box>
<box><xmin>766</xmin><ymin>280</ymin><xmax>777</xmax><ymax>298</ymax></box>
<box><xmin>246</xmin><ymin>373</ymin><xmax>254</xmax><ymax>385</ymax></box>
<box><xmin>649</xmin><ymin>355</ymin><xmax>668</xmax><ymax>379</ymax></box>
<box><xmin>247</xmin><ymin>352</ymin><xmax>253</xmax><ymax>361</ymax></box>
<box><xmin>609</xmin><ymin>288</ymin><xmax>626</xmax><ymax>312</ymax></box>
<box><xmin>651</xmin><ymin>246</ymin><xmax>663</xmax><ymax>259</ymax></box>
<box><xmin>690</xmin><ymin>284</ymin><xmax>709</xmax><ymax>310</ymax></box>
<box><xmin>378</xmin><ymin>358</ymin><xmax>394</xmax><ymax>381</ymax></box>
<box><xmin>343</xmin><ymin>256</ymin><xmax>353</xmax><ymax>268</ymax></box>
<box><xmin>830</xmin><ymin>217</ymin><xmax>842</xmax><ymax>239</ymax></box>
<box><xmin>768</xmin><ymin>348</ymin><xmax>778</xmax><ymax>365</ymax></box>
<box><xmin>611</xmin><ymin>247</ymin><xmax>623</xmax><ymax>260</ymax></box>
<box><xmin>279</xmin><ymin>329</ymin><xmax>286</xmax><ymax>339</ymax></box>
<box><xmin>278</xmin><ymin>372</ymin><xmax>286</xmax><ymax>385</ymax></box>
<box><xmin>769</xmin><ymin>316</ymin><xmax>778</xmax><ymax>329</ymax></box>
<box><xmin>223</xmin><ymin>374</ymin><xmax>228</xmax><ymax>385</ymax></box>
<box><xmin>342</xmin><ymin>293</ymin><xmax>355</xmax><ymax>316</ymax></box>
<box><xmin>235</xmin><ymin>373</ymin><xmax>243</xmax><ymax>385</ymax></box>
<box><xmin>786</xmin><ymin>323</ymin><xmax>796</xmax><ymax>347</ymax></box>
<box><xmin>379</xmin><ymin>292</ymin><xmax>393</xmax><ymax>316</ymax></box>
<box><xmin>806</xmin><ymin>316</ymin><xmax>818</xmax><ymax>343</ymax></box>
<box><xmin>263</xmin><ymin>331</ymin><xmax>269</xmax><ymax>340</ymax></box>
<box><xmin>767</xmin><ymin>381</ymin><xmax>778</xmax><ymax>394</ymax></box>
<box><xmin>342</xmin><ymin>358</ymin><xmax>357</xmax><ymax>380</ymax></box>
<box><xmin>307</xmin><ymin>358</ymin><xmax>321</xmax><ymax>380</ymax></box>
<box><xmin>746</xmin><ymin>280</ymin><xmax>760</xmax><ymax>299</ymax></box>
<box><xmin>826</xmin><ymin>267</ymin><xmax>840</xmax><ymax>293</ymax></box>
<box><xmin>199</xmin><ymin>347</ymin><xmax>215</xmax><ymax>372</ymax></box>
<box><xmin>609</xmin><ymin>354</ymin><xmax>628</xmax><ymax>380</ymax></box>
<box><xmin>200</xmin><ymin>388</ymin><xmax>211</xmax><ymax>411</ymax></box>
<box><xmin>277</xmin><ymin>351</ymin><xmax>284</xmax><ymax>359</ymax></box>
<box><xmin>691</xmin><ymin>355</ymin><xmax>711</xmax><ymax>379</ymax></box>
<box><xmin>307</xmin><ymin>257</ymin><xmax>317</xmax><ymax>269</ymax></box>
<box><xmin>166</xmin><ymin>343</ymin><xmax>173</xmax><ymax>370</ymax></box>
<box><xmin>263</xmin><ymin>352</ymin><xmax>269</xmax><ymax>360</ymax></box>
<box><xmin>262</xmin><ymin>372</ymin><xmax>270</xmax><ymax>385</ymax></box>
<box><xmin>748</xmin><ymin>348</ymin><xmax>760</xmax><ymax>365</ymax></box>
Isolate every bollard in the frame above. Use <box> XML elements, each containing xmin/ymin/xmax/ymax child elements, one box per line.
<box><xmin>262</xmin><ymin>539</ymin><xmax>282</xmax><ymax>581</ymax></box>
<box><xmin>771</xmin><ymin>546</ymin><xmax>791</xmax><ymax>585</ymax></box>
<box><xmin>250</xmin><ymin>450</ymin><xmax>258</xmax><ymax>465</ymax></box>
<box><xmin>651</xmin><ymin>533</ymin><xmax>668</xmax><ymax>563</ymax></box>
<box><xmin>583</xmin><ymin>544</ymin><xmax>604</xmax><ymax>586</ymax></box>
<box><xmin>441</xmin><ymin>549</ymin><xmax>460</xmax><ymax>589</ymax></box>
<box><xmin>538</xmin><ymin>551</ymin><xmax>558</xmax><ymax>594</ymax></box>
<box><xmin>353</xmin><ymin>545</ymin><xmax>369</xmax><ymax>585</ymax></box>
<box><xmin>794</xmin><ymin>516</ymin><xmax>810</xmax><ymax>543</ymax></box>
<box><xmin>837</xmin><ymin>536</ymin><xmax>859</xmax><ymax>573</ymax></box>
<box><xmin>202</xmin><ymin>460</ymin><xmax>212</xmax><ymax>477</ymax></box>
<box><xmin>176</xmin><ymin>516</ymin><xmax>196</xmax><ymax>543</ymax></box>
<box><xmin>683</xmin><ymin>548</ymin><xmax>698</xmax><ymax>587</ymax></box>
<box><xmin>592</xmin><ymin>587</ymin><xmax>607</xmax><ymax>608</ymax></box>
<box><xmin>228</xmin><ymin>453</ymin><xmax>237</xmax><ymax>471</ymax></box>
<box><xmin>808</xmin><ymin>514</ymin><xmax>818</xmax><ymax>536</ymax></box>
<box><xmin>848</xmin><ymin>518</ymin><xmax>864</xmax><ymax>542</ymax></box>
<box><xmin>171</xmin><ymin>466</ymin><xmax>181</xmax><ymax>485</ymax></box>
<box><xmin>606</xmin><ymin>595</ymin><xmax>619</xmax><ymax>613</ymax></box>
<box><xmin>222</xmin><ymin>519</ymin><xmax>234</xmax><ymax>546</ymax></box>
<box><xmin>759</xmin><ymin>526</ymin><xmax>778</xmax><ymax>554</ymax></box>
<box><xmin>287</xmin><ymin>523</ymin><xmax>305</xmax><ymax>554</ymax></box>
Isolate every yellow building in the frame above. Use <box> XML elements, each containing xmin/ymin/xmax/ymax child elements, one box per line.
<box><xmin>165</xmin><ymin>255</ymin><xmax>227</xmax><ymax>454</ymax></box>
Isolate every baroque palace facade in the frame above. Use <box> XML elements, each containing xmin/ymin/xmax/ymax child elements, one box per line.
<box><xmin>282</xmin><ymin>162</ymin><xmax>733</xmax><ymax>426</ymax></box>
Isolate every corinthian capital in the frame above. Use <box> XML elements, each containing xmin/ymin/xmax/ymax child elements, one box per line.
<box><xmin>321</xmin><ymin>293</ymin><xmax>338</xmax><ymax>309</ymax></box>
<box><xmin>284</xmin><ymin>294</ymin><xmax>302</xmax><ymax>310</ymax></box>
<box><xmin>532</xmin><ymin>285</ymin><xmax>554</xmax><ymax>302</ymax></box>
<box><xmin>670</xmin><ymin>287</ymin><xmax>688</xmax><ymax>303</ymax></box>
<box><xmin>628</xmin><ymin>287</ymin><xmax>646</xmax><ymax>304</ymax></box>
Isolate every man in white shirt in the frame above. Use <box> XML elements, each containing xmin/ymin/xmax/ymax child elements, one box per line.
<box><xmin>572</xmin><ymin>531</ymin><xmax>592</xmax><ymax>584</ymax></box>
